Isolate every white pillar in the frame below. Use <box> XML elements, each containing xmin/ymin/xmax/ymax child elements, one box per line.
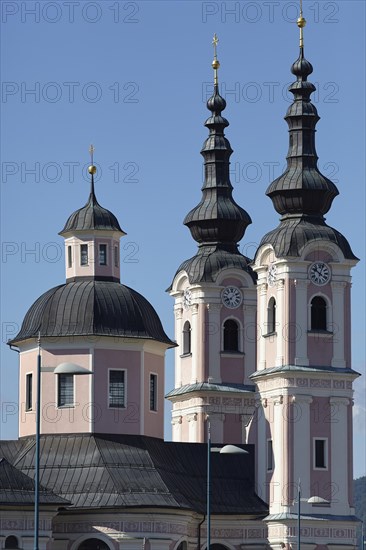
<box><xmin>256</xmin><ymin>398</ymin><xmax>267</xmax><ymax>501</ymax></box>
<box><xmin>292</xmin><ymin>394</ymin><xmax>312</xmax><ymax>499</ymax></box>
<box><xmin>331</xmin><ymin>282</ymin><xmax>346</xmax><ymax>368</ymax></box>
<box><xmin>329</xmin><ymin>396</ymin><xmax>350</xmax><ymax>514</ymax></box>
<box><xmin>294</xmin><ymin>279</ymin><xmax>309</xmax><ymax>366</ymax></box>
<box><xmin>171</xmin><ymin>414</ymin><xmax>182</xmax><ymax>442</ymax></box>
<box><xmin>243</xmin><ymin>303</ymin><xmax>257</xmax><ymax>379</ymax></box>
<box><xmin>174</xmin><ymin>306</ymin><xmax>183</xmax><ymax>387</ymax></box>
<box><xmin>206</xmin><ymin>303</ymin><xmax>222</xmax><ymax>383</ymax></box>
<box><xmin>271</xmin><ymin>395</ymin><xmax>284</xmax><ymax>513</ymax></box>
<box><xmin>191</xmin><ymin>303</ymin><xmax>199</xmax><ymax>383</ymax></box>
<box><xmin>258</xmin><ymin>283</ymin><xmax>267</xmax><ymax>370</ymax></box>
<box><xmin>275</xmin><ymin>279</ymin><xmax>285</xmax><ymax>367</ymax></box>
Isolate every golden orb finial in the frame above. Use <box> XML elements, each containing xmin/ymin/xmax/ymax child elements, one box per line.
<box><xmin>297</xmin><ymin>0</ymin><xmax>306</xmax><ymax>47</ymax></box>
<box><xmin>88</xmin><ymin>144</ymin><xmax>97</xmax><ymax>175</ymax></box>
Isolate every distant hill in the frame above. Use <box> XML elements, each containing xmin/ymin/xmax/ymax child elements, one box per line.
<box><xmin>354</xmin><ymin>476</ymin><xmax>366</xmax><ymax>547</ymax></box>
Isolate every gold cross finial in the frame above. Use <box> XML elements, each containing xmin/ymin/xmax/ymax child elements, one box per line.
<box><xmin>89</xmin><ymin>144</ymin><xmax>95</xmax><ymax>164</ymax></box>
<box><xmin>212</xmin><ymin>33</ymin><xmax>220</xmax><ymax>85</ymax></box>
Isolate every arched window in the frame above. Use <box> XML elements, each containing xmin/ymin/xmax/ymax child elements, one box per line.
<box><xmin>267</xmin><ymin>297</ymin><xmax>276</xmax><ymax>334</ymax></box>
<box><xmin>77</xmin><ymin>539</ymin><xmax>110</xmax><ymax>550</ymax></box>
<box><xmin>5</xmin><ymin>537</ymin><xmax>19</xmax><ymax>549</ymax></box>
<box><xmin>182</xmin><ymin>321</ymin><xmax>191</xmax><ymax>355</ymax></box>
<box><xmin>311</xmin><ymin>296</ymin><xmax>327</xmax><ymax>330</ymax></box>
<box><xmin>176</xmin><ymin>543</ymin><xmax>188</xmax><ymax>550</ymax></box>
<box><xmin>223</xmin><ymin>319</ymin><xmax>239</xmax><ymax>351</ymax></box>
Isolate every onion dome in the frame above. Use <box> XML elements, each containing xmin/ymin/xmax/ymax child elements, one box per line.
<box><xmin>266</xmin><ymin>44</ymin><xmax>339</xmax><ymax>217</ymax></box>
<box><xmin>9</xmin><ymin>281</ymin><xmax>175</xmax><ymax>347</ymax></box>
<box><xmin>258</xmin><ymin>17</ymin><xmax>357</xmax><ymax>260</ymax></box>
<box><xmin>60</xmin><ymin>171</ymin><xmax>125</xmax><ymax>236</ymax></box>
<box><xmin>172</xmin><ymin>36</ymin><xmax>253</xmax><ymax>285</ymax></box>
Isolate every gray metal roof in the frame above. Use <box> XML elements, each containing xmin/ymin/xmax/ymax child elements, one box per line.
<box><xmin>170</xmin><ymin>246</ymin><xmax>256</xmax><ymax>287</ymax></box>
<box><xmin>0</xmin><ymin>434</ymin><xmax>268</xmax><ymax>515</ymax></box>
<box><xmin>264</xmin><ymin>513</ymin><xmax>360</xmax><ymax>523</ymax></box>
<box><xmin>257</xmin><ymin>216</ymin><xmax>358</xmax><ymax>260</ymax></box>
<box><xmin>0</xmin><ymin>457</ymin><xmax>69</xmax><ymax>506</ymax></box>
<box><xmin>250</xmin><ymin>364</ymin><xmax>361</xmax><ymax>380</ymax></box>
<box><xmin>166</xmin><ymin>382</ymin><xmax>255</xmax><ymax>399</ymax></box>
<box><xmin>9</xmin><ymin>281</ymin><xmax>175</xmax><ymax>347</ymax></box>
<box><xmin>60</xmin><ymin>177</ymin><xmax>125</xmax><ymax>235</ymax></box>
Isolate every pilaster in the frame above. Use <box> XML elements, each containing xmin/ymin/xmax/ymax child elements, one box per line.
<box><xmin>294</xmin><ymin>279</ymin><xmax>309</xmax><ymax>366</ymax></box>
<box><xmin>331</xmin><ymin>282</ymin><xmax>346</xmax><ymax>368</ymax></box>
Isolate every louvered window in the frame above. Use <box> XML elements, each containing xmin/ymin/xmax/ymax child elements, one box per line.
<box><xmin>109</xmin><ymin>370</ymin><xmax>125</xmax><ymax>408</ymax></box>
<box><xmin>58</xmin><ymin>374</ymin><xmax>74</xmax><ymax>407</ymax></box>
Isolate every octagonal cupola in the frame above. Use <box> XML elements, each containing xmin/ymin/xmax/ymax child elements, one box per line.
<box><xmin>59</xmin><ymin>147</ymin><xmax>126</xmax><ymax>283</ymax></box>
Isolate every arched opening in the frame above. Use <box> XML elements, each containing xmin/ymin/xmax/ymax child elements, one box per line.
<box><xmin>311</xmin><ymin>296</ymin><xmax>327</xmax><ymax>330</ymax></box>
<box><xmin>176</xmin><ymin>543</ymin><xmax>188</xmax><ymax>550</ymax></box>
<box><xmin>182</xmin><ymin>320</ymin><xmax>191</xmax><ymax>355</ymax></box>
<box><xmin>223</xmin><ymin>319</ymin><xmax>239</xmax><ymax>351</ymax></box>
<box><xmin>77</xmin><ymin>539</ymin><xmax>110</xmax><ymax>550</ymax></box>
<box><xmin>5</xmin><ymin>537</ymin><xmax>19</xmax><ymax>549</ymax></box>
<box><xmin>267</xmin><ymin>297</ymin><xmax>276</xmax><ymax>333</ymax></box>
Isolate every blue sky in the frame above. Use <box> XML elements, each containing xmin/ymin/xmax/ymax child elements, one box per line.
<box><xmin>1</xmin><ymin>0</ymin><xmax>365</xmax><ymax>477</ymax></box>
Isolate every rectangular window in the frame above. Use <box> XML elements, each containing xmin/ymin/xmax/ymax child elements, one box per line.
<box><xmin>267</xmin><ymin>439</ymin><xmax>273</xmax><ymax>471</ymax></box>
<box><xmin>68</xmin><ymin>245</ymin><xmax>72</xmax><ymax>268</ymax></box>
<box><xmin>99</xmin><ymin>244</ymin><xmax>107</xmax><ymax>266</ymax></box>
<box><xmin>314</xmin><ymin>438</ymin><xmax>327</xmax><ymax>469</ymax></box>
<box><xmin>58</xmin><ymin>374</ymin><xmax>74</xmax><ymax>407</ymax></box>
<box><xmin>149</xmin><ymin>374</ymin><xmax>157</xmax><ymax>411</ymax></box>
<box><xmin>26</xmin><ymin>373</ymin><xmax>32</xmax><ymax>411</ymax></box>
<box><xmin>114</xmin><ymin>245</ymin><xmax>119</xmax><ymax>267</ymax></box>
<box><xmin>109</xmin><ymin>370</ymin><xmax>125</xmax><ymax>408</ymax></box>
<box><xmin>80</xmin><ymin>244</ymin><xmax>88</xmax><ymax>266</ymax></box>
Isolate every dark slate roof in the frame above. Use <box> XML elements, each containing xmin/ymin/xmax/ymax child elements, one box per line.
<box><xmin>257</xmin><ymin>216</ymin><xmax>358</xmax><ymax>260</ymax></box>
<box><xmin>166</xmin><ymin>382</ymin><xmax>255</xmax><ymax>399</ymax></box>
<box><xmin>9</xmin><ymin>281</ymin><xmax>175</xmax><ymax>347</ymax></box>
<box><xmin>0</xmin><ymin>434</ymin><xmax>268</xmax><ymax>515</ymax></box>
<box><xmin>250</xmin><ymin>364</ymin><xmax>361</xmax><ymax>380</ymax></box>
<box><xmin>0</xmin><ymin>458</ymin><xmax>69</xmax><ymax>506</ymax></box>
<box><xmin>169</xmin><ymin>246</ymin><xmax>256</xmax><ymax>288</ymax></box>
<box><xmin>59</xmin><ymin>179</ymin><xmax>125</xmax><ymax>235</ymax></box>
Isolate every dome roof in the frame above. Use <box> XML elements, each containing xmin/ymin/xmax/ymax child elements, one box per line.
<box><xmin>59</xmin><ymin>182</ymin><xmax>125</xmax><ymax>235</ymax></box>
<box><xmin>9</xmin><ymin>281</ymin><xmax>175</xmax><ymax>347</ymax></box>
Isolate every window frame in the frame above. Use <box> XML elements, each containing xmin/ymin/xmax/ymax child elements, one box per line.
<box><xmin>80</xmin><ymin>243</ymin><xmax>88</xmax><ymax>266</ymax></box>
<box><xmin>310</xmin><ymin>295</ymin><xmax>327</xmax><ymax>331</ymax></box>
<box><xmin>266</xmin><ymin>297</ymin><xmax>276</xmax><ymax>335</ymax></box>
<box><xmin>57</xmin><ymin>373</ymin><xmax>74</xmax><ymax>408</ymax></box>
<box><xmin>182</xmin><ymin>320</ymin><xmax>192</xmax><ymax>356</ymax></box>
<box><xmin>149</xmin><ymin>373</ymin><xmax>158</xmax><ymax>412</ymax></box>
<box><xmin>267</xmin><ymin>438</ymin><xmax>273</xmax><ymax>471</ymax></box>
<box><xmin>67</xmin><ymin>245</ymin><xmax>72</xmax><ymax>268</ymax></box>
<box><xmin>108</xmin><ymin>369</ymin><xmax>126</xmax><ymax>409</ymax></box>
<box><xmin>313</xmin><ymin>437</ymin><xmax>328</xmax><ymax>470</ymax></box>
<box><xmin>223</xmin><ymin>318</ymin><xmax>240</xmax><ymax>352</ymax></box>
<box><xmin>25</xmin><ymin>372</ymin><xmax>33</xmax><ymax>411</ymax></box>
<box><xmin>114</xmin><ymin>245</ymin><xmax>119</xmax><ymax>267</ymax></box>
<box><xmin>99</xmin><ymin>243</ymin><xmax>107</xmax><ymax>266</ymax></box>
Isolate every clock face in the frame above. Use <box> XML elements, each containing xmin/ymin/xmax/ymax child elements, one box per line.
<box><xmin>221</xmin><ymin>286</ymin><xmax>243</xmax><ymax>309</ymax></box>
<box><xmin>267</xmin><ymin>264</ymin><xmax>277</xmax><ymax>287</ymax></box>
<box><xmin>183</xmin><ymin>289</ymin><xmax>192</xmax><ymax>309</ymax></box>
<box><xmin>309</xmin><ymin>262</ymin><xmax>331</xmax><ymax>286</ymax></box>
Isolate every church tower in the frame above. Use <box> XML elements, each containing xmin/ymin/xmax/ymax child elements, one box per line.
<box><xmin>251</xmin><ymin>9</ymin><xmax>360</xmax><ymax>549</ymax></box>
<box><xmin>9</xmin><ymin>150</ymin><xmax>174</xmax><ymax>440</ymax></box>
<box><xmin>167</xmin><ymin>37</ymin><xmax>257</xmax><ymax>444</ymax></box>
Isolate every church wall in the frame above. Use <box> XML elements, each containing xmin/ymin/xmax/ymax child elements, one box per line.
<box><xmin>143</xmin><ymin>352</ymin><xmax>165</xmax><ymax>439</ymax></box>
<box><xmin>93</xmin><ymin>348</ymin><xmax>141</xmax><ymax>435</ymax></box>
<box><xmin>344</xmin><ymin>284</ymin><xmax>351</xmax><ymax>367</ymax></box>
<box><xmin>19</xmin><ymin>347</ymin><xmax>92</xmax><ymax>437</ymax></box>
<box><xmin>309</xmin><ymin>396</ymin><xmax>332</xmax><ymax>500</ymax></box>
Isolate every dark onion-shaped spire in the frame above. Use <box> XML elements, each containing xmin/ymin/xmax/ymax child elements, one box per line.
<box><xmin>266</xmin><ymin>11</ymin><xmax>339</xmax><ymax>220</ymax></box>
<box><xmin>184</xmin><ymin>36</ymin><xmax>251</xmax><ymax>252</ymax></box>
